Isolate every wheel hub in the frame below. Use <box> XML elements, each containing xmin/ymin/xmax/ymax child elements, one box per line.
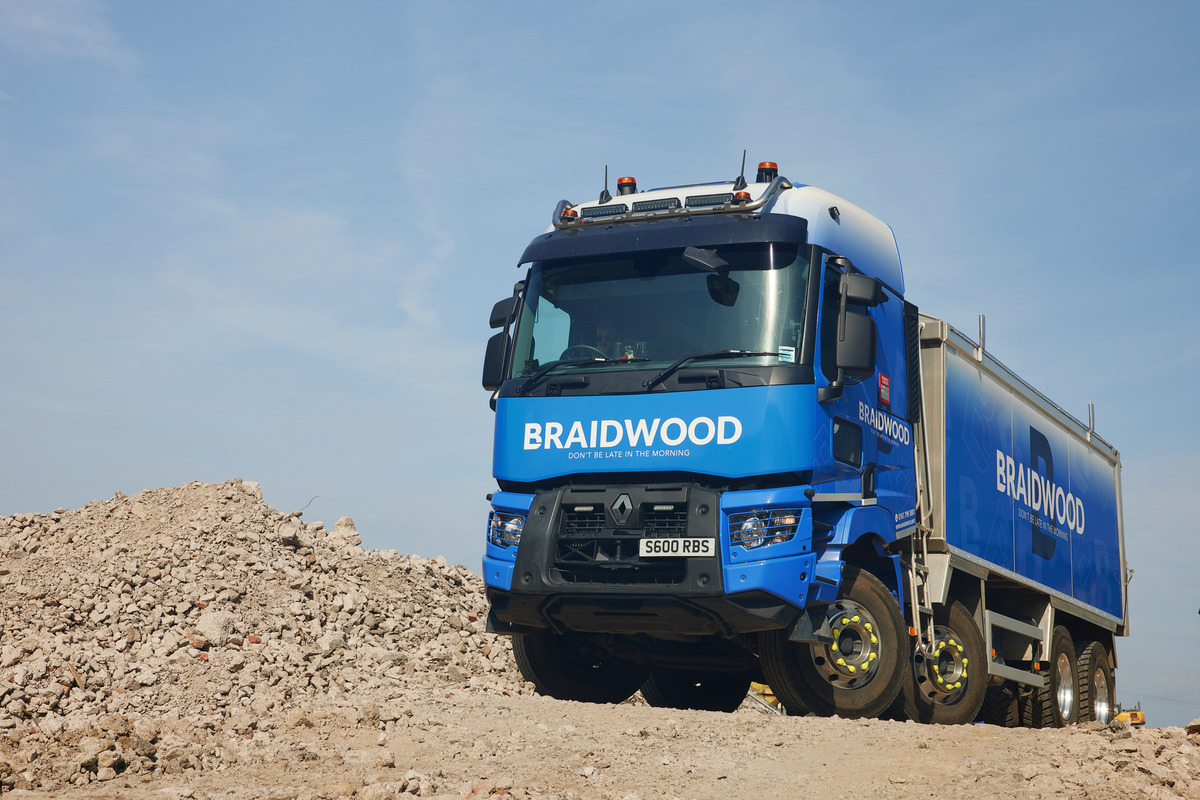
<box><xmin>1092</xmin><ymin>668</ymin><xmax>1112</xmax><ymax>723</ymax></box>
<box><xmin>916</xmin><ymin>626</ymin><xmax>969</xmax><ymax>701</ymax></box>
<box><xmin>1055</xmin><ymin>652</ymin><xmax>1076</xmax><ymax>719</ymax></box>
<box><xmin>810</xmin><ymin>600</ymin><xmax>881</xmax><ymax>687</ymax></box>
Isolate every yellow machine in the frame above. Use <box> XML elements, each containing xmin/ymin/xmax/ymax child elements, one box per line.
<box><xmin>1115</xmin><ymin>707</ymin><xmax>1145</xmax><ymax>726</ymax></box>
<box><xmin>748</xmin><ymin>682</ymin><xmax>784</xmax><ymax>714</ymax></box>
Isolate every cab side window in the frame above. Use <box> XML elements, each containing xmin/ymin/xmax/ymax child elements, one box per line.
<box><xmin>820</xmin><ymin>266</ymin><xmax>841</xmax><ymax>383</ymax></box>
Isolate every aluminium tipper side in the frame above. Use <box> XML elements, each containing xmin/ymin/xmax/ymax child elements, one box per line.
<box><xmin>918</xmin><ymin>314</ymin><xmax>1127</xmax><ymax>631</ymax></box>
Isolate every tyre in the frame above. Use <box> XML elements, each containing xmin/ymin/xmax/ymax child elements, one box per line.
<box><xmin>641</xmin><ymin>668</ymin><xmax>753</xmax><ymax>713</ymax></box>
<box><xmin>1076</xmin><ymin>640</ymin><xmax>1116</xmax><ymax>723</ymax></box>
<box><xmin>1023</xmin><ymin>625</ymin><xmax>1080</xmax><ymax>728</ymax></box>
<box><xmin>512</xmin><ymin>629</ymin><xmax>650</xmax><ymax>704</ymax></box>
<box><xmin>980</xmin><ymin>685</ymin><xmax>1022</xmax><ymax>727</ymax></box>
<box><xmin>760</xmin><ymin>566</ymin><xmax>907</xmax><ymax>719</ymax></box>
<box><xmin>893</xmin><ymin>600</ymin><xmax>987</xmax><ymax>724</ymax></box>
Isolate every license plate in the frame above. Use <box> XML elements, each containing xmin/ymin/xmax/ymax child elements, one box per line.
<box><xmin>638</xmin><ymin>538</ymin><xmax>715</xmax><ymax>557</ymax></box>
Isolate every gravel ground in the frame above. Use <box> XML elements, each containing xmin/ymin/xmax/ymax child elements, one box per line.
<box><xmin>2</xmin><ymin>479</ymin><xmax>1198</xmax><ymax>799</ymax></box>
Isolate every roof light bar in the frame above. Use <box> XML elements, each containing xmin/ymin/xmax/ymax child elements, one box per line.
<box><xmin>551</xmin><ymin>171</ymin><xmax>794</xmax><ymax>230</ymax></box>
<box><xmin>581</xmin><ymin>203</ymin><xmax>628</xmax><ymax>219</ymax></box>
<box><xmin>685</xmin><ymin>192</ymin><xmax>733</xmax><ymax>208</ymax></box>
<box><xmin>632</xmin><ymin>197</ymin><xmax>680</xmax><ymax>213</ymax></box>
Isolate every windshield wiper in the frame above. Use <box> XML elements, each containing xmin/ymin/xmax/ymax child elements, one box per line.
<box><xmin>516</xmin><ymin>357</ymin><xmax>648</xmax><ymax>395</ymax></box>
<box><xmin>643</xmin><ymin>350</ymin><xmax>778</xmax><ymax>392</ymax></box>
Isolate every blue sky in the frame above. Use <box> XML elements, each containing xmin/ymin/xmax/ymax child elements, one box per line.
<box><xmin>2</xmin><ymin>1</ymin><xmax>1198</xmax><ymax>727</ymax></box>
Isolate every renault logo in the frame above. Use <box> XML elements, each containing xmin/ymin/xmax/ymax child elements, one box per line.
<box><xmin>611</xmin><ymin>494</ymin><xmax>634</xmax><ymax>525</ymax></box>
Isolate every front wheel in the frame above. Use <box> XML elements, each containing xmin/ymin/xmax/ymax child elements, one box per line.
<box><xmin>893</xmin><ymin>599</ymin><xmax>987</xmax><ymax>724</ymax></box>
<box><xmin>760</xmin><ymin>566</ymin><xmax>907</xmax><ymax>719</ymax></box>
<box><xmin>641</xmin><ymin>668</ymin><xmax>753</xmax><ymax>713</ymax></box>
<box><xmin>512</xmin><ymin>629</ymin><xmax>650</xmax><ymax>704</ymax></box>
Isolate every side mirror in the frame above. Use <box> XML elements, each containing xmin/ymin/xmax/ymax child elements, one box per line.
<box><xmin>818</xmin><ymin>262</ymin><xmax>885</xmax><ymax>403</ymax></box>
<box><xmin>836</xmin><ymin>310</ymin><xmax>877</xmax><ymax>376</ymax></box>
<box><xmin>482</xmin><ymin>331</ymin><xmax>510</xmax><ymax>392</ymax></box>
<box><xmin>489</xmin><ymin>297</ymin><xmax>519</xmax><ymax>329</ymax></box>
<box><xmin>826</xmin><ymin>256</ymin><xmax>887</xmax><ymax>307</ymax></box>
<box><xmin>818</xmin><ymin>308</ymin><xmax>877</xmax><ymax>402</ymax></box>
<box><xmin>840</xmin><ymin>272</ymin><xmax>888</xmax><ymax>307</ymax></box>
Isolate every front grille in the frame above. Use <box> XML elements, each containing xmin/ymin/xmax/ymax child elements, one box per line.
<box><xmin>562</xmin><ymin>506</ymin><xmax>605</xmax><ymax>535</ymax></box>
<box><xmin>642</xmin><ymin>507</ymin><xmax>688</xmax><ymax>537</ymax></box>
<box><xmin>552</xmin><ymin>500</ymin><xmax>691</xmax><ymax>586</ymax></box>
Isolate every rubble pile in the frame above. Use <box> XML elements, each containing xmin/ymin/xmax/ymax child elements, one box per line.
<box><xmin>0</xmin><ymin>479</ymin><xmax>519</xmax><ymax>789</ymax></box>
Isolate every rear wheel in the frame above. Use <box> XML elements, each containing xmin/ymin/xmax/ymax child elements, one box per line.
<box><xmin>760</xmin><ymin>566</ymin><xmax>906</xmax><ymax>719</ymax></box>
<box><xmin>894</xmin><ymin>600</ymin><xmax>987</xmax><ymax>724</ymax></box>
<box><xmin>512</xmin><ymin>629</ymin><xmax>650</xmax><ymax>704</ymax></box>
<box><xmin>980</xmin><ymin>685</ymin><xmax>1022</xmax><ymax>727</ymax></box>
<box><xmin>641</xmin><ymin>668</ymin><xmax>753</xmax><ymax>712</ymax></box>
<box><xmin>1076</xmin><ymin>640</ymin><xmax>1116</xmax><ymax>723</ymax></box>
<box><xmin>1023</xmin><ymin>625</ymin><xmax>1079</xmax><ymax>728</ymax></box>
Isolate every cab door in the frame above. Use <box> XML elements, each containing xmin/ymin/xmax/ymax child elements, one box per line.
<box><xmin>811</xmin><ymin>254</ymin><xmax>914</xmax><ymax>522</ymax></box>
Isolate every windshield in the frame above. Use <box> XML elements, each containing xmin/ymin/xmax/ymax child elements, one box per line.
<box><xmin>509</xmin><ymin>243</ymin><xmax>812</xmax><ymax>380</ymax></box>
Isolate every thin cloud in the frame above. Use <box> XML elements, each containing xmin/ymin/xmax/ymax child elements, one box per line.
<box><xmin>0</xmin><ymin>0</ymin><xmax>133</xmax><ymax>67</ymax></box>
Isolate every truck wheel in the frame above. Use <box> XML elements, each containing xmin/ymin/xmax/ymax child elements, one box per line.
<box><xmin>980</xmin><ymin>685</ymin><xmax>1021</xmax><ymax>727</ymax></box>
<box><xmin>1076</xmin><ymin>640</ymin><xmax>1115</xmax><ymax>723</ymax></box>
<box><xmin>1023</xmin><ymin>625</ymin><xmax>1080</xmax><ymax>728</ymax></box>
<box><xmin>893</xmin><ymin>600</ymin><xmax>987</xmax><ymax>724</ymax></box>
<box><xmin>640</xmin><ymin>668</ymin><xmax>753</xmax><ymax>713</ymax></box>
<box><xmin>760</xmin><ymin>566</ymin><xmax>906</xmax><ymax>719</ymax></box>
<box><xmin>512</xmin><ymin>629</ymin><xmax>649</xmax><ymax>704</ymax></box>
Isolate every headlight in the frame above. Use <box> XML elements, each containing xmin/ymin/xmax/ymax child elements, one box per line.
<box><xmin>728</xmin><ymin>509</ymin><xmax>802</xmax><ymax>549</ymax></box>
<box><xmin>487</xmin><ymin>512</ymin><xmax>524</xmax><ymax>548</ymax></box>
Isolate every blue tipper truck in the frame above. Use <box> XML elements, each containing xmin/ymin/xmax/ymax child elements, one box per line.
<box><xmin>480</xmin><ymin>161</ymin><xmax>1128</xmax><ymax>725</ymax></box>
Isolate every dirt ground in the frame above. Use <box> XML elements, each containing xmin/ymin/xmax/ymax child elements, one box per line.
<box><xmin>4</xmin><ymin>690</ymin><xmax>1198</xmax><ymax>800</ymax></box>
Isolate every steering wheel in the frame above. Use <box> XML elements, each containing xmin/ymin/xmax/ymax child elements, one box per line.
<box><xmin>560</xmin><ymin>344</ymin><xmax>607</xmax><ymax>360</ymax></box>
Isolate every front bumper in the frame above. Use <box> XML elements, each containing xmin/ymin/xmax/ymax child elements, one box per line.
<box><xmin>483</xmin><ymin>483</ymin><xmax>840</xmax><ymax>637</ymax></box>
